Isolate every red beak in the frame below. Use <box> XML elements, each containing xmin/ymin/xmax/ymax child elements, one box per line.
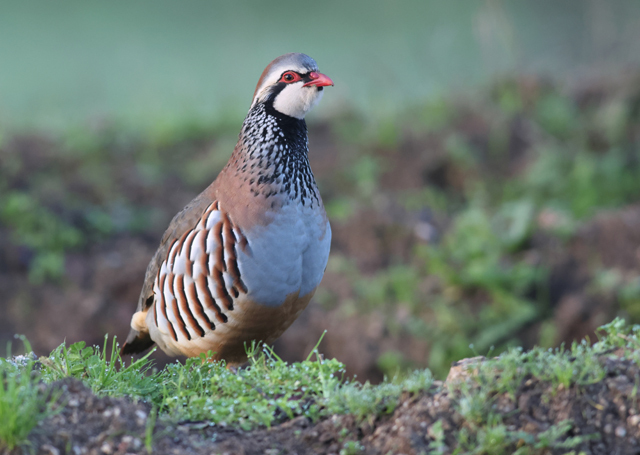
<box><xmin>303</xmin><ymin>71</ymin><xmax>334</xmax><ymax>87</ymax></box>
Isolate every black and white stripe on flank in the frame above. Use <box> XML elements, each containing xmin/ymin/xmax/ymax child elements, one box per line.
<box><xmin>153</xmin><ymin>201</ymin><xmax>248</xmax><ymax>342</ymax></box>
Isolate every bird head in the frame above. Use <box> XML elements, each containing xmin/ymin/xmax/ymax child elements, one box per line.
<box><xmin>250</xmin><ymin>53</ymin><xmax>333</xmax><ymax>119</ymax></box>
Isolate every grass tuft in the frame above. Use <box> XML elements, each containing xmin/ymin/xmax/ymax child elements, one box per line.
<box><xmin>0</xmin><ymin>337</ymin><xmax>60</xmax><ymax>452</ymax></box>
<box><xmin>39</xmin><ymin>335</ymin><xmax>159</xmax><ymax>400</ymax></box>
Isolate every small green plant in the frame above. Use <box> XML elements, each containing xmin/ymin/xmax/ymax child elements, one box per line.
<box><xmin>0</xmin><ymin>337</ymin><xmax>60</xmax><ymax>452</ymax></box>
<box><xmin>325</xmin><ymin>369</ymin><xmax>433</xmax><ymax>422</ymax></box>
<box><xmin>455</xmin><ymin>420</ymin><xmax>592</xmax><ymax>455</ymax></box>
<box><xmin>0</xmin><ymin>191</ymin><xmax>83</xmax><ymax>282</ymax></box>
<box><xmin>145</xmin><ymin>407</ymin><xmax>157</xmax><ymax>453</ymax></box>
<box><xmin>471</xmin><ymin>339</ymin><xmax>606</xmax><ymax>401</ymax></box>
<box><xmin>40</xmin><ymin>335</ymin><xmax>159</xmax><ymax>400</ymax></box>
<box><xmin>427</xmin><ymin>419</ymin><xmax>447</xmax><ymax>453</ymax></box>
<box><xmin>340</xmin><ymin>440</ymin><xmax>365</xmax><ymax>455</ymax></box>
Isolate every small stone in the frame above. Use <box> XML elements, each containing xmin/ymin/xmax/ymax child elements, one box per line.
<box><xmin>68</xmin><ymin>399</ymin><xmax>79</xmax><ymax>407</ymax></box>
<box><xmin>135</xmin><ymin>409</ymin><xmax>147</xmax><ymax>423</ymax></box>
<box><xmin>41</xmin><ymin>444</ymin><xmax>60</xmax><ymax>455</ymax></box>
<box><xmin>604</xmin><ymin>424</ymin><xmax>613</xmax><ymax>434</ymax></box>
<box><xmin>318</xmin><ymin>432</ymin><xmax>334</xmax><ymax>443</ymax></box>
<box><xmin>616</xmin><ymin>427</ymin><xmax>627</xmax><ymax>438</ymax></box>
<box><xmin>445</xmin><ymin>356</ymin><xmax>486</xmax><ymax>386</ymax></box>
<box><xmin>100</xmin><ymin>442</ymin><xmax>113</xmax><ymax>454</ymax></box>
<box><xmin>628</xmin><ymin>415</ymin><xmax>640</xmax><ymax>426</ymax></box>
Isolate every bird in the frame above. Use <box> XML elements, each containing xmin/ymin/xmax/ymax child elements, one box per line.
<box><xmin>120</xmin><ymin>53</ymin><xmax>333</xmax><ymax>366</ymax></box>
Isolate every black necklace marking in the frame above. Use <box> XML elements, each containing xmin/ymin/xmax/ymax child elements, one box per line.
<box><xmin>236</xmin><ymin>103</ymin><xmax>320</xmax><ymax>207</ymax></box>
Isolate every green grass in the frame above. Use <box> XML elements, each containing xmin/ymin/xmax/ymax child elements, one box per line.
<box><xmin>454</xmin><ymin>419</ymin><xmax>595</xmax><ymax>455</ymax></box>
<box><xmin>441</xmin><ymin>319</ymin><xmax>638</xmax><ymax>454</ymax></box>
<box><xmin>3</xmin><ymin>334</ymin><xmax>425</xmax><ymax>448</ymax></box>
<box><xmin>32</xmin><ymin>334</ymin><xmax>434</xmax><ymax>432</ymax></box>
<box><xmin>0</xmin><ymin>338</ymin><xmax>60</xmax><ymax>452</ymax></box>
<box><xmin>39</xmin><ymin>336</ymin><xmax>159</xmax><ymax>399</ymax></box>
<box><xmin>1</xmin><ymin>318</ymin><xmax>639</xmax><ymax>451</ymax></box>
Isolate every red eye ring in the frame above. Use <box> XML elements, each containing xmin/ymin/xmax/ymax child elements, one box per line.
<box><xmin>279</xmin><ymin>71</ymin><xmax>301</xmax><ymax>83</ymax></box>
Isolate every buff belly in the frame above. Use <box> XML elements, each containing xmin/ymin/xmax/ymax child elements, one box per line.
<box><xmin>145</xmin><ymin>289</ymin><xmax>315</xmax><ymax>364</ymax></box>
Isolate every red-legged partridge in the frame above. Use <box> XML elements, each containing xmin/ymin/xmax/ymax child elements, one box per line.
<box><xmin>121</xmin><ymin>53</ymin><xmax>333</xmax><ymax>365</ymax></box>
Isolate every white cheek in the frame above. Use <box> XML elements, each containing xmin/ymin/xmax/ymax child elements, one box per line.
<box><xmin>273</xmin><ymin>84</ymin><xmax>324</xmax><ymax>119</ymax></box>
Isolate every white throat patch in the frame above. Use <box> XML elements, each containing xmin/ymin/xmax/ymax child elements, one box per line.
<box><xmin>272</xmin><ymin>83</ymin><xmax>324</xmax><ymax>119</ymax></box>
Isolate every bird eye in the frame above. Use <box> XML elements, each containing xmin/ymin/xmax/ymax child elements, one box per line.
<box><xmin>280</xmin><ymin>71</ymin><xmax>299</xmax><ymax>83</ymax></box>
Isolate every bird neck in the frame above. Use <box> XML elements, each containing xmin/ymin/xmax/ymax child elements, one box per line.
<box><xmin>228</xmin><ymin>102</ymin><xmax>321</xmax><ymax>207</ymax></box>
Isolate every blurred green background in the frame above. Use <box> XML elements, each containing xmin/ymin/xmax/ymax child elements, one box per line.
<box><xmin>2</xmin><ymin>0</ymin><xmax>640</xmax><ymax>381</ymax></box>
<box><xmin>2</xmin><ymin>1</ymin><xmax>640</xmax><ymax>131</ymax></box>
